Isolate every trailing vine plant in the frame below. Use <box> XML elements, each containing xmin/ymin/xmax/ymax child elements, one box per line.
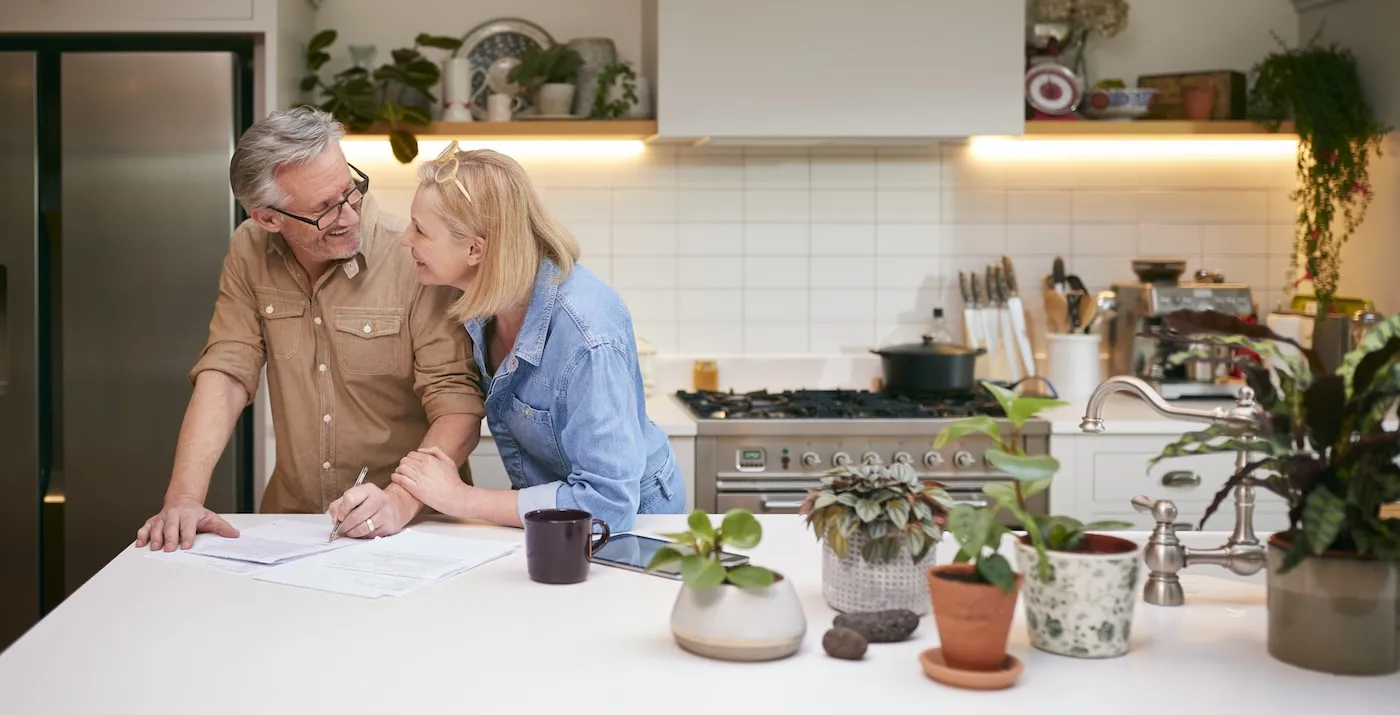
<box><xmin>590</xmin><ymin>61</ymin><xmax>639</xmax><ymax>119</ymax></box>
<box><xmin>1248</xmin><ymin>27</ymin><xmax>1390</xmax><ymax>316</ymax></box>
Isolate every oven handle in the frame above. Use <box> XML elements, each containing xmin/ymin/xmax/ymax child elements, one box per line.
<box><xmin>761</xmin><ymin>497</ymin><xmax>807</xmax><ymax>511</ymax></box>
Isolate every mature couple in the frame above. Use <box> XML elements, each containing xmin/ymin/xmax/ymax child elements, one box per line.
<box><xmin>134</xmin><ymin>106</ymin><xmax>684</xmax><ymax>551</ymax></box>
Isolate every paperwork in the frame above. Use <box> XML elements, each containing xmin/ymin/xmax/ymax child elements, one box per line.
<box><xmin>253</xmin><ymin>529</ymin><xmax>518</xmax><ymax>598</ymax></box>
<box><xmin>186</xmin><ymin>519</ymin><xmax>353</xmax><ymax>565</ymax></box>
<box><xmin>145</xmin><ymin>548</ymin><xmax>268</xmax><ymax>575</ymax></box>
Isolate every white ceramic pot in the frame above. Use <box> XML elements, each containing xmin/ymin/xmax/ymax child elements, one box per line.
<box><xmin>533</xmin><ymin>83</ymin><xmax>575</xmax><ymax>116</ymax></box>
<box><xmin>822</xmin><ymin>530</ymin><xmax>938</xmax><ymax>615</ymax></box>
<box><xmin>1014</xmin><ymin>534</ymin><xmax>1142</xmax><ymax>658</ymax></box>
<box><xmin>669</xmin><ymin>574</ymin><xmax>807</xmax><ymax>661</ymax></box>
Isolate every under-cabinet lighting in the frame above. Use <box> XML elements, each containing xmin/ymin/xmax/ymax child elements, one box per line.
<box><xmin>968</xmin><ymin>136</ymin><xmax>1298</xmax><ymax>160</ymax></box>
<box><xmin>341</xmin><ymin>138</ymin><xmax>647</xmax><ymax>162</ymax></box>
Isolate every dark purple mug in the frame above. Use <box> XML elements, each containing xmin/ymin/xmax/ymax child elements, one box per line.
<box><xmin>523</xmin><ymin>509</ymin><xmax>611</xmax><ymax>584</ymax></box>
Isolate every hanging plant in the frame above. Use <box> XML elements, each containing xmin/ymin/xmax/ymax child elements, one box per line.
<box><xmin>1248</xmin><ymin>27</ymin><xmax>1391</xmax><ymax>316</ymax></box>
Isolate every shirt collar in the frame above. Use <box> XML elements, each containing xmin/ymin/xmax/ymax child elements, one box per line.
<box><xmin>466</xmin><ymin>257</ymin><xmax>561</xmax><ymax>368</ymax></box>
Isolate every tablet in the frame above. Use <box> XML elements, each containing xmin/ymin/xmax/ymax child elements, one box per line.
<box><xmin>592</xmin><ymin>533</ymin><xmax>750</xmax><ymax>579</ymax></box>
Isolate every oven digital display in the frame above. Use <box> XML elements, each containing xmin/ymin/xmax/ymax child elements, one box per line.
<box><xmin>742</xmin><ymin>449</ymin><xmax>762</xmax><ymax>460</ymax></box>
<box><xmin>736</xmin><ymin>448</ymin><xmax>766</xmax><ymax>471</ymax></box>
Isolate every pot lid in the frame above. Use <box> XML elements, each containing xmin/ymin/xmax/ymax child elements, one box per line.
<box><xmin>876</xmin><ymin>335</ymin><xmax>981</xmax><ymax>357</ymax></box>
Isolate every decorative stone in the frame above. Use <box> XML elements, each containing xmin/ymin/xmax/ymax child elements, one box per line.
<box><xmin>833</xmin><ymin>609</ymin><xmax>920</xmax><ymax>643</ymax></box>
<box><xmin>822</xmin><ymin>627</ymin><xmax>868</xmax><ymax>660</ymax></box>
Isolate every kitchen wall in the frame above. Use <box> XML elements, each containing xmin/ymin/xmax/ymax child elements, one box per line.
<box><xmin>351</xmin><ymin>141</ymin><xmax>1298</xmax><ymax>357</ymax></box>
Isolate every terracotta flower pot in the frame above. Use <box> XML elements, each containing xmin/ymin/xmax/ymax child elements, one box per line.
<box><xmin>926</xmin><ymin>563</ymin><xmax>1023</xmax><ymax>671</ymax></box>
<box><xmin>1266</xmin><ymin>532</ymin><xmax>1399</xmax><ymax>675</ymax></box>
<box><xmin>1014</xmin><ymin>533</ymin><xmax>1142</xmax><ymax>658</ymax></box>
<box><xmin>1181</xmin><ymin>85</ymin><xmax>1216</xmax><ymax>120</ymax></box>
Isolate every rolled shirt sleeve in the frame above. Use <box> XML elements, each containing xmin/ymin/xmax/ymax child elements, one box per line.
<box><xmin>515</xmin><ymin>342</ymin><xmax>646</xmax><ymax>531</ymax></box>
<box><xmin>408</xmin><ymin>284</ymin><xmax>486</xmax><ymax>423</ymax></box>
<box><xmin>186</xmin><ymin>245</ymin><xmax>266</xmax><ymax>404</ymax></box>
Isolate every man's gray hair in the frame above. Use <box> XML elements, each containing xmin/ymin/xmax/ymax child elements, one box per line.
<box><xmin>230</xmin><ymin>105</ymin><xmax>345</xmax><ymax>211</ymax></box>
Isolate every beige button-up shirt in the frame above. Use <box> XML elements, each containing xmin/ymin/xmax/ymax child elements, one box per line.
<box><xmin>188</xmin><ymin>192</ymin><xmax>486</xmax><ymax>513</ymax></box>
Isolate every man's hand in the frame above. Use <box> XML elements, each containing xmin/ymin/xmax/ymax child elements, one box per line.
<box><xmin>390</xmin><ymin>446</ymin><xmax>473</xmax><ymax>519</ymax></box>
<box><xmin>328</xmin><ymin>483</ymin><xmax>411</xmax><ymax>539</ymax></box>
<box><xmin>135</xmin><ymin>496</ymin><xmax>240</xmax><ymax>552</ymax></box>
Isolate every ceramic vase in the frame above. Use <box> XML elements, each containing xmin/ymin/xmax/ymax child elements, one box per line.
<box><xmin>669</xmin><ymin>573</ymin><xmax>807</xmax><ymax>662</ymax></box>
<box><xmin>534</xmin><ymin>82</ymin><xmax>575</xmax><ymax>117</ymax></box>
<box><xmin>1014</xmin><ymin>534</ymin><xmax>1142</xmax><ymax>658</ymax></box>
<box><xmin>566</xmin><ymin>37</ymin><xmax>616</xmax><ymax>116</ymax></box>
<box><xmin>822</xmin><ymin>530</ymin><xmax>938</xmax><ymax>615</ymax></box>
<box><xmin>1266</xmin><ymin>533</ymin><xmax>1399</xmax><ymax>675</ymax></box>
<box><xmin>926</xmin><ymin>563</ymin><xmax>1022</xmax><ymax>671</ymax></box>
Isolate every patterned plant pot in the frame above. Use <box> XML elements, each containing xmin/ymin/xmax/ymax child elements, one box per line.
<box><xmin>1014</xmin><ymin>534</ymin><xmax>1142</xmax><ymax>658</ymax></box>
<box><xmin>822</xmin><ymin>531</ymin><xmax>939</xmax><ymax>615</ymax></box>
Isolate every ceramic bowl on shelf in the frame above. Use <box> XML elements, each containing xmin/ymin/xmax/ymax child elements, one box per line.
<box><xmin>1082</xmin><ymin>87</ymin><xmax>1157</xmax><ymax>120</ymax></box>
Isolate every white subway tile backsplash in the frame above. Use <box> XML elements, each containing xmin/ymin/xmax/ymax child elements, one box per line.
<box><xmin>355</xmin><ymin>142</ymin><xmax>1298</xmax><ymax>359</ymax></box>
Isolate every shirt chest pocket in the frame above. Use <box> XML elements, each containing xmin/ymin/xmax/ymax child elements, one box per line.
<box><xmin>253</xmin><ymin>288</ymin><xmax>307</xmax><ymax>361</ymax></box>
<box><xmin>503</xmin><ymin>395</ymin><xmax>568</xmax><ymax>473</ymax></box>
<box><xmin>332</xmin><ymin>308</ymin><xmax>405</xmax><ymax>376</ymax></box>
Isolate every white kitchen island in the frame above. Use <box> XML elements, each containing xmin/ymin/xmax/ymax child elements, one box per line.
<box><xmin>0</xmin><ymin>514</ymin><xmax>1392</xmax><ymax>714</ymax></box>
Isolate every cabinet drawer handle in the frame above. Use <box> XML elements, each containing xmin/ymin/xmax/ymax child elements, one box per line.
<box><xmin>1161</xmin><ymin>471</ymin><xmax>1201</xmax><ymax>487</ymax></box>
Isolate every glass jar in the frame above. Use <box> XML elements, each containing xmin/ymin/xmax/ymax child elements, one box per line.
<box><xmin>692</xmin><ymin>360</ymin><xmax>719</xmax><ymax>392</ymax></box>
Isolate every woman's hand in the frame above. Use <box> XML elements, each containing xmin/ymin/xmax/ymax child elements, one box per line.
<box><xmin>390</xmin><ymin>446</ymin><xmax>472</xmax><ymax>519</ymax></box>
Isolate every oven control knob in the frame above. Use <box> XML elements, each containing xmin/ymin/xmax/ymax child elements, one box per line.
<box><xmin>893</xmin><ymin>451</ymin><xmax>913</xmax><ymax>465</ymax></box>
<box><xmin>801</xmin><ymin>451</ymin><xmax>821</xmax><ymax>468</ymax></box>
<box><xmin>954</xmin><ymin>451</ymin><xmax>976</xmax><ymax>468</ymax></box>
<box><xmin>861</xmin><ymin>451</ymin><xmax>881</xmax><ymax>465</ymax></box>
<box><xmin>922</xmin><ymin>452</ymin><xmax>944</xmax><ymax>468</ymax></box>
<box><xmin>832</xmin><ymin>452</ymin><xmax>852</xmax><ymax>467</ymax></box>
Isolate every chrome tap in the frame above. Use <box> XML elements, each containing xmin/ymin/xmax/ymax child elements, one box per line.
<box><xmin>1080</xmin><ymin>375</ymin><xmax>1268</xmax><ymax>607</ymax></box>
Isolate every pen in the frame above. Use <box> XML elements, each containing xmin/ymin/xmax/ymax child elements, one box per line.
<box><xmin>328</xmin><ymin>466</ymin><xmax>369</xmax><ymax>543</ymax></box>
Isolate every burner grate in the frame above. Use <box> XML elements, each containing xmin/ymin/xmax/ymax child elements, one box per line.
<box><xmin>673</xmin><ymin>388</ymin><xmax>1006</xmax><ymax>420</ymax></box>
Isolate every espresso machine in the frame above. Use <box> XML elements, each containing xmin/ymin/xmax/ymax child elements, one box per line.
<box><xmin>1106</xmin><ymin>259</ymin><xmax>1255</xmax><ymax>399</ymax></box>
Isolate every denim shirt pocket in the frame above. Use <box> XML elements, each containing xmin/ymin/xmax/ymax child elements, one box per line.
<box><xmin>502</xmin><ymin>394</ymin><xmax>568</xmax><ymax>474</ymax></box>
<box><xmin>637</xmin><ymin>450</ymin><xmax>677</xmax><ymax>513</ymax></box>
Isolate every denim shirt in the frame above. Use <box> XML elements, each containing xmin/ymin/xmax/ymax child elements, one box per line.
<box><xmin>464</xmin><ymin>258</ymin><xmax>686</xmax><ymax>532</ymax></box>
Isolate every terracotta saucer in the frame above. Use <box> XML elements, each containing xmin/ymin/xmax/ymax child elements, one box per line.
<box><xmin>919</xmin><ymin>648</ymin><xmax>1024</xmax><ymax>690</ymax></box>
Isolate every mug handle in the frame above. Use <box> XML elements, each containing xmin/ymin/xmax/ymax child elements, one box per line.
<box><xmin>510</xmin><ymin>95</ymin><xmax>526</xmax><ymax>113</ymax></box>
<box><xmin>589</xmin><ymin>519</ymin><xmax>611</xmax><ymax>556</ymax></box>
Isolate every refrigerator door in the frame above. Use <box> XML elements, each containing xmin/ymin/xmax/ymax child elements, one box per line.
<box><xmin>59</xmin><ymin>52</ymin><xmax>240</xmax><ymax>595</ymax></box>
<box><xmin>0</xmin><ymin>52</ymin><xmax>40</xmax><ymax>650</ymax></box>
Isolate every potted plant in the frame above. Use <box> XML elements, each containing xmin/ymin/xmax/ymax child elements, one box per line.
<box><xmin>798</xmin><ymin>462</ymin><xmax>954</xmax><ymax>615</ymax></box>
<box><xmin>589</xmin><ymin>61</ymin><xmax>639</xmax><ymax>119</ymax></box>
<box><xmin>646</xmin><ymin>509</ymin><xmax>807</xmax><ymax>662</ymax></box>
<box><xmin>507</xmin><ymin>43</ymin><xmax>585</xmax><ymax>117</ymax></box>
<box><xmin>300</xmin><ymin>29</ymin><xmax>463</xmax><ymax>163</ymax></box>
<box><xmin>1149</xmin><ymin>309</ymin><xmax>1400</xmax><ymax>675</ymax></box>
<box><xmin>1247</xmin><ymin>29</ymin><xmax>1390</xmax><ymax>354</ymax></box>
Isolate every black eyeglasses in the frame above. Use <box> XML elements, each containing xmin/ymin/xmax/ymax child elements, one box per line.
<box><xmin>271</xmin><ymin>164</ymin><xmax>370</xmax><ymax>230</ymax></box>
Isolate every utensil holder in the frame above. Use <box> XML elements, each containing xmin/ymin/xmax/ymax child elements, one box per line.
<box><xmin>1047</xmin><ymin>333</ymin><xmax>1102</xmax><ymax>402</ymax></box>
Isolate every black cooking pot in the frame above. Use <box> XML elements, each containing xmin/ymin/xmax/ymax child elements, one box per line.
<box><xmin>870</xmin><ymin>336</ymin><xmax>985</xmax><ymax>393</ymax></box>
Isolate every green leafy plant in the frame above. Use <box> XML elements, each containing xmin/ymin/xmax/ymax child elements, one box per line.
<box><xmin>798</xmin><ymin>462</ymin><xmax>955</xmax><ymax>564</ymax></box>
<box><xmin>506</xmin><ymin>44</ymin><xmax>585</xmax><ymax>92</ymax></box>
<box><xmin>1247</xmin><ymin>28</ymin><xmax>1391</xmax><ymax>315</ymax></box>
<box><xmin>646</xmin><ymin>509</ymin><xmax>776</xmax><ymax>590</ymax></box>
<box><xmin>299</xmin><ymin>29</ymin><xmax>463</xmax><ymax>163</ymax></box>
<box><xmin>590</xmin><ymin>61</ymin><xmax>638</xmax><ymax>119</ymax></box>
<box><xmin>943</xmin><ymin>501</ymin><xmax>1017</xmax><ymax>592</ymax></box>
<box><xmin>1148</xmin><ymin>309</ymin><xmax>1400</xmax><ymax>573</ymax></box>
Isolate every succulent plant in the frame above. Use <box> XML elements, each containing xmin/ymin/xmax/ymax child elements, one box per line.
<box><xmin>799</xmin><ymin>462</ymin><xmax>955</xmax><ymax>564</ymax></box>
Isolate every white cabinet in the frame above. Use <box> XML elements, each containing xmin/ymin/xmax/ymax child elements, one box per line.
<box><xmin>469</xmin><ymin>435</ymin><xmax>697</xmax><ymax>512</ymax></box>
<box><xmin>654</xmin><ymin>0</ymin><xmax>1026</xmax><ymax>142</ymax></box>
<box><xmin>1051</xmin><ymin>433</ymin><xmax>1291</xmax><ymax>534</ymax></box>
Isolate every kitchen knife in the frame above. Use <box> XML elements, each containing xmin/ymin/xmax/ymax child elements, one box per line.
<box><xmin>1000</xmin><ymin>255</ymin><xmax>1038</xmax><ymax>379</ymax></box>
<box><xmin>977</xmin><ymin>267</ymin><xmax>1004</xmax><ymax>380</ymax></box>
<box><xmin>991</xmin><ymin>266</ymin><xmax>1022</xmax><ymax>381</ymax></box>
<box><xmin>958</xmin><ymin>270</ymin><xmax>982</xmax><ymax>349</ymax></box>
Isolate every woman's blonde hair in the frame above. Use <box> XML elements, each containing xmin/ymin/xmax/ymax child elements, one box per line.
<box><xmin>416</xmin><ymin>142</ymin><xmax>580</xmax><ymax>322</ymax></box>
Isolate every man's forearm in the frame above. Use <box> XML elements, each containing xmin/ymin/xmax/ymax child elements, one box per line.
<box><xmin>165</xmin><ymin>370</ymin><xmax>249</xmax><ymax>505</ymax></box>
<box><xmin>386</xmin><ymin>413</ymin><xmax>482</xmax><ymax>517</ymax></box>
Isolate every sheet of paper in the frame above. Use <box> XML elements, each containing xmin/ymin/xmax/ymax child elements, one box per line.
<box><xmin>186</xmin><ymin>519</ymin><xmax>355</xmax><ymax>565</ymax></box>
<box><xmin>144</xmin><ymin>549</ymin><xmax>268</xmax><ymax>575</ymax></box>
<box><xmin>252</xmin><ymin>529</ymin><xmax>518</xmax><ymax>598</ymax></box>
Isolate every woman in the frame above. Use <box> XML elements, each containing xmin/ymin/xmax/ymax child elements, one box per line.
<box><xmin>389</xmin><ymin>141</ymin><xmax>686</xmax><ymax>532</ymax></box>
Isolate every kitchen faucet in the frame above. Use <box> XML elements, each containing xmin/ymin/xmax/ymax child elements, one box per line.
<box><xmin>1080</xmin><ymin>375</ymin><xmax>1268</xmax><ymax>607</ymax></box>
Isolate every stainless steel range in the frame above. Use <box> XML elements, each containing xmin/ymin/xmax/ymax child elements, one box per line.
<box><xmin>675</xmin><ymin>388</ymin><xmax>1051</xmax><ymax>525</ymax></box>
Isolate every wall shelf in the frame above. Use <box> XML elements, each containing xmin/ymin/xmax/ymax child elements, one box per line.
<box><xmin>353</xmin><ymin>120</ymin><xmax>658</xmax><ymax>142</ymax></box>
<box><xmin>1023</xmin><ymin>120</ymin><xmax>1297</xmax><ymax>137</ymax></box>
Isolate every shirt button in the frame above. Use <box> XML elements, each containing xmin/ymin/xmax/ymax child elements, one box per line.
<box><xmin>314</xmin><ymin>317</ymin><xmax>322</xmax><ymax>325</ymax></box>
<box><xmin>265</xmin><ymin>305</ymin><xmax>274</xmax><ymax>314</ymax></box>
<box><xmin>318</xmin><ymin>364</ymin><xmax>327</xmax><ymax>372</ymax></box>
<box><xmin>509</xmin><ymin>357</ymin><xmax>517</xmax><ymax>370</ymax></box>
<box><xmin>363</xmin><ymin>324</ymin><xmax>372</xmax><ymax>333</ymax></box>
<box><xmin>322</xmin><ymin>461</ymin><xmax>331</xmax><ymax>470</ymax></box>
<box><xmin>323</xmin><ymin>414</ymin><xmax>331</xmax><ymax>423</ymax></box>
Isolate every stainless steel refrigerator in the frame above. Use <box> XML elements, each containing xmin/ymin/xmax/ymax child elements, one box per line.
<box><xmin>0</xmin><ymin>37</ymin><xmax>257</xmax><ymax>652</ymax></box>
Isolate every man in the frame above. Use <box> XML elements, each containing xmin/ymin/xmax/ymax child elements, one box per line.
<box><xmin>134</xmin><ymin>106</ymin><xmax>485</xmax><ymax>551</ymax></box>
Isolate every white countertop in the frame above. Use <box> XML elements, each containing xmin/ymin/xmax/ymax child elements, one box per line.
<box><xmin>2</xmin><ymin>514</ymin><xmax>1392</xmax><ymax>713</ymax></box>
<box><xmin>481</xmin><ymin>392</ymin><xmax>699</xmax><ymax>438</ymax></box>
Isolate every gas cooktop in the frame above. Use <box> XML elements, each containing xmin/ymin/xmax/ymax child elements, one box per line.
<box><xmin>673</xmin><ymin>388</ymin><xmax>1007</xmax><ymax>421</ymax></box>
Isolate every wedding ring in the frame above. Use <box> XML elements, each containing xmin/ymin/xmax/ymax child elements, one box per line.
<box><xmin>366</xmin><ymin>517</ymin><xmax>375</xmax><ymax>533</ymax></box>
